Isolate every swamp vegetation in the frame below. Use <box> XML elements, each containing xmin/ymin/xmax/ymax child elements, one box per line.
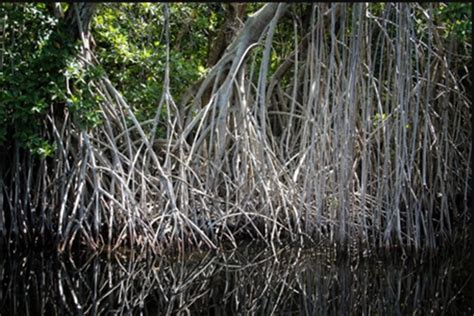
<box><xmin>0</xmin><ymin>2</ymin><xmax>472</xmax><ymax>315</ymax></box>
<box><xmin>0</xmin><ymin>3</ymin><xmax>471</xmax><ymax>257</ymax></box>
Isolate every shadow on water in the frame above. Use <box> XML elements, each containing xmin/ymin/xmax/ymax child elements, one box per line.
<box><xmin>0</xmin><ymin>243</ymin><xmax>471</xmax><ymax>315</ymax></box>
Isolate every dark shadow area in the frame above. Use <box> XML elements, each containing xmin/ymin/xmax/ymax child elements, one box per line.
<box><xmin>0</xmin><ymin>243</ymin><xmax>471</xmax><ymax>315</ymax></box>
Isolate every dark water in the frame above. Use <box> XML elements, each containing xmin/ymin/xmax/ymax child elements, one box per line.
<box><xmin>0</xmin><ymin>244</ymin><xmax>472</xmax><ymax>315</ymax></box>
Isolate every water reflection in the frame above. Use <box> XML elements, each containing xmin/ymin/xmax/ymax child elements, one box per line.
<box><xmin>0</xmin><ymin>245</ymin><xmax>471</xmax><ymax>315</ymax></box>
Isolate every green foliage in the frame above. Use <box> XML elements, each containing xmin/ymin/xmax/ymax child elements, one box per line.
<box><xmin>92</xmin><ymin>3</ymin><xmax>214</xmax><ymax>121</ymax></box>
<box><xmin>0</xmin><ymin>3</ymin><xmax>104</xmax><ymax>157</ymax></box>
<box><xmin>64</xmin><ymin>61</ymin><xmax>105</xmax><ymax>129</ymax></box>
<box><xmin>436</xmin><ymin>3</ymin><xmax>472</xmax><ymax>41</ymax></box>
<box><xmin>0</xmin><ymin>3</ymin><xmax>74</xmax><ymax>156</ymax></box>
<box><xmin>372</xmin><ymin>112</ymin><xmax>388</xmax><ymax>128</ymax></box>
<box><xmin>436</xmin><ymin>3</ymin><xmax>472</xmax><ymax>75</ymax></box>
<box><xmin>26</xmin><ymin>135</ymin><xmax>56</xmax><ymax>158</ymax></box>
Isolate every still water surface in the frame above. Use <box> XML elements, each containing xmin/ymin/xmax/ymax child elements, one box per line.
<box><xmin>0</xmin><ymin>243</ymin><xmax>471</xmax><ymax>315</ymax></box>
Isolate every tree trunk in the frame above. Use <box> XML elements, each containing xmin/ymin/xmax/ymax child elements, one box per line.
<box><xmin>62</xmin><ymin>3</ymin><xmax>97</xmax><ymax>62</ymax></box>
<box><xmin>181</xmin><ymin>3</ymin><xmax>288</xmax><ymax>111</ymax></box>
<box><xmin>63</xmin><ymin>3</ymin><xmax>97</xmax><ymax>41</ymax></box>
<box><xmin>207</xmin><ymin>3</ymin><xmax>247</xmax><ymax>68</ymax></box>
